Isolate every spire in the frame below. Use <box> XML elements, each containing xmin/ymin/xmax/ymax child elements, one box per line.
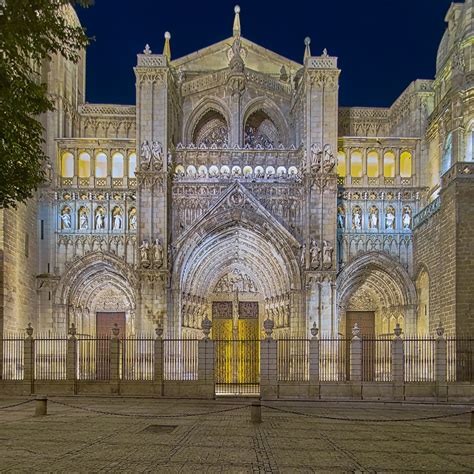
<box><xmin>304</xmin><ymin>37</ymin><xmax>311</xmax><ymax>62</ymax></box>
<box><xmin>163</xmin><ymin>31</ymin><xmax>171</xmax><ymax>61</ymax></box>
<box><xmin>233</xmin><ymin>5</ymin><xmax>241</xmax><ymax>37</ymax></box>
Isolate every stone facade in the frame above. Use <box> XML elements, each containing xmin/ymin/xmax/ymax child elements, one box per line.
<box><xmin>1</xmin><ymin>2</ymin><xmax>473</xmax><ymax>338</ymax></box>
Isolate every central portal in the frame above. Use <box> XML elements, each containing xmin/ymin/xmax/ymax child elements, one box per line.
<box><xmin>213</xmin><ymin>297</ymin><xmax>260</xmax><ymax>396</ymax></box>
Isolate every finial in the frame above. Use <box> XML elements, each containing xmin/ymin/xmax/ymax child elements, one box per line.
<box><xmin>163</xmin><ymin>31</ymin><xmax>171</xmax><ymax>61</ymax></box>
<box><xmin>233</xmin><ymin>5</ymin><xmax>241</xmax><ymax>37</ymax></box>
<box><xmin>322</xmin><ymin>48</ymin><xmax>328</xmax><ymax>57</ymax></box>
<box><xmin>304</xmin><ymin>37</ymin><xmax>311</xmax><ymax>62</ymax></box>
<box><xmin>143</xmin><ymin>44</ymin><xmax>152</xmax><ymax>55</ymax></box>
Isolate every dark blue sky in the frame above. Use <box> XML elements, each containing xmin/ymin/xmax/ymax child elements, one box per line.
<box><xmin>77</xmin><ymin>0</ymin><xmax>453</xmax><ymax>107</ymax></box>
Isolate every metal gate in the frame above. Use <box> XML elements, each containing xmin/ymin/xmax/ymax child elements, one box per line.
<box><xmin>214</xmin><ymin>339</ymin><xmax>260</xmax><ymax>396</ymax></box>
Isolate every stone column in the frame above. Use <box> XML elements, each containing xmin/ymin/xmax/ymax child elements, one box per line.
<box><xmin>66</xmin><ymin>323</ymin><xmax>77</xmax><ymax>394</ymax></box>
<box><xmin>153</xmin><ymin>325</ymin><xmax>164</xmax><ymax>396</ymax></box>
<box><xmin>260</xmin><ymin>318</ymin><xmax>277</xmax><ymax>400</ymax></box>
<box><xmin>434</xmin><ymin>322</ymin><xmax>448</xmax><ymax>402</ymax></box>
<box><xmin>309</xmin><ymin>323</ymin><xmax>320</xmax><ymax>398</ymax></box>
<box><xmin>349</xmin><ymin>323</ymin><xmax>362</xmax><ymax>381</ymax></box>
<box><xmin>197</xmin><ymin>316</ymin><xmax>214</xmax><ymax>399</ymax></box>
<box><xmin>109</xmin><ymin>323</ymin><xmax>121</xmax><ymax>395</ymax></box>
<box><xmin>23</xmin><ymin>324</ymin><xmax>34</xmax><ymax>396</ymax></box>
<box><xmin>391</xmin><ymin>323</ymin><xmax>404</xmax><ymax>400</ymax></box>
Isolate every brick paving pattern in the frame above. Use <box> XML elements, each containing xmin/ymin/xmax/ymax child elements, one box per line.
<box><xmin>0</xmin><ymin>397</ymin><xmax>472</xmax><ymax>472</ymax></box>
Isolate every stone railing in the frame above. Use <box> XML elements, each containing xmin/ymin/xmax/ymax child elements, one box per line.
<box><xmin>413</xmin><ymin>196</ymin><xmax>441</xmax><ymax>228</ymax></box>
<box><xmin>441</xmin><ymin>161</ymin><xmax>474</xmax><ymax>188</ymax></box>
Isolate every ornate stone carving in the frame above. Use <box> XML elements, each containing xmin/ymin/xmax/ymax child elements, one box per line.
<box><xmin>152</xmin><ymin>238</ymin><xmax>164</xmax><ymax>268</ymax></box>
<box><xmin>139</xmin><ymin>240</ymin><xmax>151</xmax><ymax>268</ymax></box>
<box><xmin>214</xmin><ymin>269</ymin><xmax>258</xmax><ymax>293</ymax></box>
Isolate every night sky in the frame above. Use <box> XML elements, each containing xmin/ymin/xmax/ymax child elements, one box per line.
<box><xmin>76</xmin><ymin>0</ymin><xmax>453</xmax><ymax>108</ymax></box>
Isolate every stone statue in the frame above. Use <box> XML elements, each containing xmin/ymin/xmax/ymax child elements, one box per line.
<box><xmin>322</xmin><ymin>240</ymin><xmax>333</xmax><ymax>268</ymax></box>
<box><xmin>139</xmin><ymin>240</ymin><xmax>151</xmax><ymax>267</ymax></box>
<box><xmin>79</xmin><ymin>209</ymin><xmax>88</xmax><ymax>230</ymax></box>
<box><xmin>385</xmin><ymin>209</ymin><xmax>395</xmax><ymax>229</ymax></box>
<box><xmin>113</xmin><ymin>209</ymin><xmax>123</xmax><ymax>230</ymax></box>
<box><xmin>129</xmin><ymin>209</ymin><xmax>137</xmax><ymax>230</ymax></box>
<box><xmin>300</xmin><ymin>243</ymin><xmax>306</xmax><ymax>266</ymax></box>
<box><xmin>369</xmin><ymin>208</ymin><xmax>378</xmax><ymax>229</ymax></box>
<box><xmin>140</xmin><ymin>140</ymin><xmax>152</xmax><ymax>169</ymax></box>
<box><xmin>322</xmin><ymin>144</ymin><xmax>335</xmax><ymax>173</ymax></box>
<box><xmin>151</xmin><ymin>141</ymin><xmax>163</xmax><ymax>170</ymax></box>
<box><xmin>153</xmin><ymin>238</ymin><xmax>163</xmax><ymax>268</ymax></box>
<box><xmin>60</xmin><ymin>208</ymin><xmax>71</xmax><ymax>229</ymax></box>
<box><xmin>403</xmin><ymin>209</ymin><xmax>411</xmax><ymax>229</ymax></box>
<box><xmin>353</xmin><ymin>208</ymin><xmax>362</xmax><ymax>230</ymax></box>
<box><xmin>337</xmin><ymin>207</ymin><xmax>345</xmax><ymax>229</ymax></box>
<box><xmin>95</xmin><ymin>208</ymin><xmax>104</xmax><ymax>230</ymax></box>
<box><xmin>310</xmin><ymin>143</ymin><xmax>322</xmax><ymax>172</ymax></box>
<box><xmin>309</xmin><ymin>239</ymin><xmax>321</xmax><ymax>269</ymax></box>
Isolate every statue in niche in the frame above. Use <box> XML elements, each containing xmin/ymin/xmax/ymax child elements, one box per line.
<box><xmin>322</xmin><ymin>240</ymin><xmax>333</xmax><ymax>268</ymax></box>
<box><xmin>79</xmin><ymin>207</ymin><xmax>88</xmax><ymax>230</ymax></box>
<box><xmin>95</xmin><ymin>207</ymin><xmax>105</xmax><ymax>230</ymax></box>
<box><xmin>140</xmin><ymin>140</ymin><xmax>152</xmax><ymax>169</ymax></box>
<box><xmin>352</xmin><ymin>207</ymin><xmax>362</xmax><ymax>230</ymax></box>
<box><xmin>337</xmin><ymin>206</ymin><xmax>345</xmax><ymax>229</ymax></box>
<box><xmin>310</xmin><ymin>143</ymin><xmax>322</xmax><ymax>172</ymax></box>
<box><xmin>129</xmin><ymin>208</ymin><xmax>137</xmax><ymax>230</ymax></box>
<box><xmin>309</xmin><ymin>239</ymin><xmax>321</xmax><ymax>269</ymax></box>
<box><xmin>403</xmin><ymin>207</ymin><xmax>411</xmax><ymax>229</ymax></box>
<box><xmin>112</xmin><ymin>207</ymin><xmax>123</xmax><ymax>230</ymax></box>
<box><xmin>385</xmin><ymin>207</ymin><xmax>396</xmax><ymax>229</ymax></box>
<box><xmin>322</xmin><ymin>144</ymin><xmax>336</xmax><ymax>173</ymax></box>
<box><xmin>300</xmin><ymin>243</ymin><xmax>306</xmax><ymax>266</ymax></box>
<box><xmin>139</xmin><ymin>240</ymin><xmax>151</xmax><ymax>267</ymax></box>
<box><xmin>60</xmin><ymin>207</ymin><xmax>71</xmax><ymax>229</ymax></box>
<box><xmin>151</xmin><ymin>141</ymin><xmax>163</xmax><ymax>170</ymax></box>
<box><xmin>153</xmin><ymin>238</ymin><xmax>164</xmax><ymax>268</ymax></box>
<box><xmin>369</xmin><ymin>206</ymin><xmax>378</xmax><ymax>229</ymax></box>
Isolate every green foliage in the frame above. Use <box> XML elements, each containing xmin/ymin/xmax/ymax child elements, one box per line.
<box><xmin>0</xmin><ymin>0</ymin><xmax>92</xmax><ymax>208</ymax></box>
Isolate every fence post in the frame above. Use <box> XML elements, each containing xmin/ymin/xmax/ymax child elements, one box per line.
<box><xmin>349</xmin><ymin>324</ymin><xmax>362</xmax><ymax>399</ymax></box>
<box><xmin>261</xmin><ymin>318</ymin><xmax>277</xmax><ymax>400</ymax></box>
<box><xmin>309</xmin><ymin>322</ymin><xmax>320</xmax><ymax>399</ymax></box>
<box><xmin>391</xmin><ymin>323</ymin><xmax>404</xmax><ymax>400</ymax></box>
<box><xmin>23</xmin><ymin>323</ymin><xmax>34</xmax><ymax>396</ymax></box>
<box><xmin>66</xmin><ymin>323</ymin><xmax>78</xmax><ymax>394</ymax></box>
<box><xmin>435</xmin><ymin>322</ymin><xmax>447</xmax><ymax>401</ymax></box>
<box><xmin>109</xmin><ymin>323</ymin><xmax>121</xmax><ymax>395</ymax></box>
<box><xmin>154</xmin><ymin>325</ymin><xmax>164</xmax><ymax>396</ymax></box>
<box><xmin>198</xmin><ymin>316</ymin><xmax>214</xmax><ymax>399</ymax></box>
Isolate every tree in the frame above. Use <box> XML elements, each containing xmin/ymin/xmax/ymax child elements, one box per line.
<box><xmin>0</xmin><ymin>0</ymin><xmax>92</xmax><ymax>208</ymax></box>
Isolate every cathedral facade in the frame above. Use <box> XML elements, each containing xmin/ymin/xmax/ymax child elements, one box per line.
<box><xmin>1</xmin><ymin>2</ymin><xmax>473</xmax><ymax>340</ymax></box>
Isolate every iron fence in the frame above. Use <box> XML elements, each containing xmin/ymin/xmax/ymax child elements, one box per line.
<box><xmin>277</xmin><ymin>338</ymin><xmax>309</xmax><ymax>382</ymax></box>
<box><xmin>163</xmin><ymin>339</ymin><xmax>199</xmax><ymax>381</ymax></box>
<box><xmin>77</xmin><ymin>337</ymin><xmax>111</xmax><ymax>381</ymax></box>
<box><xmin>404</xmin><ymin>337</ymin><xmax>435</xmax><ymax>382</ymax></box>
<box><xmin>122</xmin><ymin>337</ymin><xmax>154</xmax><ymax>381</ymax></box>
<box><xmin>447</xmin><ymin>337</ymin><xmax>474</xmax><ymax>382</ymax></box>
<box><xmin>362</xmin><ymin>337</ymin><xmax>392</xmax><ymax>382</ymax></box>
<box><xmin>319</xmin><ymin>337</ymin><xmax>348</xmax><ymax>381</ymax></box>
<box><xmin>34</xmin><ymin>338</ymin><xmax>67</xmax><ymax>380</ymax></box>
<box><xmin>1</xmin><ymin>337</ymin><xmax>24</xmax><ymax>380</ymax></box>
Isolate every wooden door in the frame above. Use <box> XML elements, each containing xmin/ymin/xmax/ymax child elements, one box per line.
<box><xmin>345</xmin><ymin>311</ymin><xmax>375</xmax><ymax>381</ymax></box>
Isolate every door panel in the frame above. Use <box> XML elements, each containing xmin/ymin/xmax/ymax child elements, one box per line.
<box><xmin>96</xmin><ymin>312</ymin><xmax>126</xmax><ymax>337</ymax></box>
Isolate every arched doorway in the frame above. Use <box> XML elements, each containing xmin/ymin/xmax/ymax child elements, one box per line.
<box><xmin>172</xmin><ymin>184</ymin><xmax>301</xmax><ymax>393</ymax></box>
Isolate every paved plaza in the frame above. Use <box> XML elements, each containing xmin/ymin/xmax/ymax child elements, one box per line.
<box><xmin>0</xmin><ymin>396</ymin><xmax>472</xmax><ymax>472</ymax></box>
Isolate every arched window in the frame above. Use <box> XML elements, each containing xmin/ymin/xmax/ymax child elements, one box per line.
<box><xmin>61</xmin><ymin>152</ymin><xmax>74</xmax><ymax>177</ymax></box>
<box><xmin>78</xmin><ymin>152</ymin><xmax>91</xmax><ymax>178</ymax></box>
<box><xmin>400</xmin><ymin>151</ymin><xmax>412</xmax><ymax>177</ymax></box>
<box><xmin>128</xmin><ymin>153</ymin><xmax>137</xmax><ymax>178</ymax></box>
<box><xmin>95</xmin><ymin>152</ymin><xmax>108</xmax><ymax>178</ymax></box>
<box><xmin>112</xmin><ymin>152</ymin><xmax>124</xmax><ymax>178</ymax></box>
<box><xmin>466</xmin><ymin>127</ymin><xmax>474</xmax><ymax>161</ymax></box>
<box><xmin>367</xmin><ymin>151</ymin><xmax>379</xmax><ymax>178</ymax></box>
<box><xmin>350</xmin><ymin>151</ymin><xmax>362</xmax><ymax>177</ymax></box>
<box><xmin>441</xmin><ymin>133</ymin><xmax>452</xmax><ymax>175</ymax></box>
<box><xmin>337</xmin><ymin>151</ymin><xmax>346</xmax><ymax>177</ymax></box>
<box><xmin>244</xmin><ymin>110</ymin><xmax>281</xmax><ymax>148</ymax></box>
<box><xmin>383</xmin><ymin>151</ymin><xmax>395</xmax><ymax>178</ymax></box>
<box><xmin>192</xmin><ymin>110</ymin><xmax>228</xmax><ymax>147</ymax></box>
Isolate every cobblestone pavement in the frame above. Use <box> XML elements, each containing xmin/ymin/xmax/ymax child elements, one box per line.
<box><xmin>0</xmin><ymin>397</ymin><xmax>472</xmax><ymax>472</ymax></box>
